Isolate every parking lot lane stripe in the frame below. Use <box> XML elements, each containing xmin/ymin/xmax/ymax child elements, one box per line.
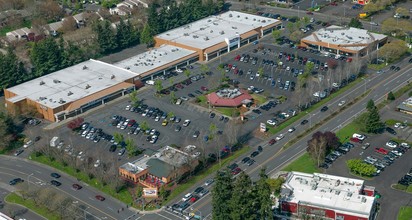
<box><xmin>134</xmin><ymin>214</ymin><xmax>145</xmax><ymax>220</ymax></box>
<box><xmin>155</xmin><ymin>213</ymin><xmax>173</xmax><ymax>220</ymax></box>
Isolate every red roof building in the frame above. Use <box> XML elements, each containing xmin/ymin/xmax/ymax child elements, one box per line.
<box><xmin>207</xmin><ymin>88</ymin><xmax>253</xmax><ymax>107</ymax></box>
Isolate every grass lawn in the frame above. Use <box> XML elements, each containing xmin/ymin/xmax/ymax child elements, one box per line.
<box><xmin>196</xmin><ymin>95</ymin><xmax>207</xmax><ymax>105</ymax></box>
<box><xmin>31</xmin><ymin>154</ymin><xmax>133</xmax><ymax>204</ymax></box>
<box><xmin>5</xmin><ymin>192</ymin><xmax>59</xmax><ymax>220</ymax></box>
<box><xmin>215</xmin><ymin>107</ymin><xmax>240</xmax><ymax>117</ymax></box>
<box><xmin>282</xmin><ymin>153</ymin><xmax>320</xmax><ymax>174</ymax></box>
<box><xmin>335</xmin><ymin>122</ymin><xmax>362</xmax><ymax>142</ymax></box>
<box><xmin>251</xmin><ymin>94</ymin><xmax>267</xmax><ymax>105</ymax></box>
<box><xmin>398</xmin><ymin>206</ymin><xmax>412</xmax><ymax>220</ymax></box>
<box><xmin>165</xmin><ymin>146</ymin><xmax>250</xmax><ymax>203</ymax></box>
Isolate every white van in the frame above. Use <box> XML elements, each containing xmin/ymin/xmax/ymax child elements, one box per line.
<box><xmin>145</xmin><ymin>80</ymin><xmax>155</xmax><ymax>85</ymax></box>
<box><xmin>175</xmin><ymin>99</ymin><xmax>182</xmax><ymax>105</ymax></box>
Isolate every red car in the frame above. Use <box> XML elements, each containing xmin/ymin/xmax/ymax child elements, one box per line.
<box><xmin>72</xmin><ymin>184</ymin><xmax>82</xmax><ymax>190</ymax></box>
<box><xmin>95</xmin><ymin>195</ymin><xmax>105</xmax><ymax>201</ymax></box>
<box><xmin>127</xmin><ymin>120</ymin><xmax>136</xmax><ymax>127</ymax></box>
<box><xmin>350</xmin><ymin>137</ymin><xmax>361</xmax><ymax>143</ymax></box>
<box><xmin>375</xmin><ymin>147</ymin><xmax>388</xmax><ymax>155</ymax></box>
<box><xmin>269</xmin><ymin>139</ymin><xmax>276</xmax><ymax>145</ymax></box>
<box><xmin>200</xmin><ymin>86</ymin><xmax>208</xmax><ymax>91</ymax></box>
<box><xmin>330</xmin><ymin>2</ymin><xmax>338</xmax><ymax>6</ymax></box>
<box><xmin>306</xmin><ymin>11</ymin><xmax>313</xmax><ymax>15</ymax></box>
<box><xmin>175</xmin><ymin>83</ymin><xmax>183</xmax><ymax>89</ymax></box>
<box><xmin>231</xmin><ymin>167</ymin><xmax>241</xmax><ymax>175</ymax></box>
<box><xmin>190</xmin><ymin>195</ymin><xmax>200</xmax><ymax>203</ymax></box>
<box><xmin>234</xmin><ymin>55</ymin><xmax>241</xmax><ymax>61</ymax></box>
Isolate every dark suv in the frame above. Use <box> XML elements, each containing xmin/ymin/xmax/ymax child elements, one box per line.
<box><xmin>320</xmin><ymin>106</ymin><xmax>329</xmax><ymax>112</ymax></box>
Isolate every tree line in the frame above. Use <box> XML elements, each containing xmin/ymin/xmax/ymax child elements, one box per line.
<box><xmin>212</xmin><ymin>168</ymin><xmax>274</xmax><ymax>220</ymax></box>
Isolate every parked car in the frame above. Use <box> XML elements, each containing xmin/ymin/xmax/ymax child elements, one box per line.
<box><xmin>95</xmin><ymin>195</ymin><xmax>105</xmax><ymax>201</ymax></box>
<box><xmin>375</xmin><ymin>147</ymin><xmax>388</xmax><ymax>155</ymax></box>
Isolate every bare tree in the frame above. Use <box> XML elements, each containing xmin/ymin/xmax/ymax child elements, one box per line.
<box><xmin>60</xmin><ymin>16</ymin><xmax>78</xmax><ymax>33</ymax></box>
<box><xmin>225</xmin><ymin>120</ymin><xmax>241</xmax><ymax>145</ymax></box>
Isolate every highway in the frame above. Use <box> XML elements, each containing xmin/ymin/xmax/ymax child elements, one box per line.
<box><xmin>178</xmin><ymin>58</ymin><xmax>412</xmax><ymax>219</ymax></box>
<box><xmin>0</xmin><ymin>156</ymin><xmax>140</xmax><ymax>220</ymax></box>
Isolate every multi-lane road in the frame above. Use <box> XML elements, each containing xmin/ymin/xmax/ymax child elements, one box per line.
<box><xmin>178</xmin><ymin>58</ymin><xmax>412</xmax><ymax>219</ymax></box>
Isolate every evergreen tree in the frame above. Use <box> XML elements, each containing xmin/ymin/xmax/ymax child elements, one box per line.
<box><xmin>147</xmin><ymin>4</ymin><xmax>160</xmax><ymax>34</ymax></box>
<box><xmin>212</xmin><ymin>169</ymin><xmax>233</xmax><ymax>220</ymax></box>
<box><xmin>387</xmin><ymin>91</ymin><xmax>395</xmax><ymax>100</ymax></box>
<box><xmin>255</xmin><ymin>168</ymin><xmax>272</xmax><ymax>219</ymax></box>
<box><xmin>0</xmin><ymin>48</ymin><xmax>27</xmax><ymax>89</ymax></box>
<box><xmin>140</xmin><ymin>24</ymin><xmax>154</xmax><ymax>47</ymax></box>
<box><xmin>365</xmin><ymin>107</ymin><xmax>384</xmax><ymax>133</ymax></box>
<box><xmin>93</xmin><ymin>21</ymin><xmax>117</xmax><ymax>54</ymax></box>
<box><xmin>116</xmin><ymin>19</ymin><xmax>129</xmax><ymax>49</ymax></box>
<box><xmin>30</xmin><ymin>37</ymin><xmax>63</xmax><ymax>76</ymax></box>
<box><xmin>230</xmin><ymin>171</ymin><xmax>256</xmax><ymax>219</ymax></box>
<box><xmin>366</xmin><ymin>99</ymin><xmax>376</xmax><ymax>111</ymax></box>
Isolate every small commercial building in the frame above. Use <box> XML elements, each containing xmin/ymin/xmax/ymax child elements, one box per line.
<box><xmin>155</xmin><ymin>11</ymin><xmax>282</xmax><ymax>61</ymax></box>
<box><xmin>119</xmin><ymin>146</ymin><xmax>198</xmax><ymax>190</ymax></box>
<box><xmin>280</xmin><ymin>172</ymin><xmax>377</xmax><ymax>220</ymax></box>
<box><xmin>4</xmin><ymin>59</ymin><xmax>139</xmax><ymax>122</ymax></box>
<box><xmin>397</xmin><ymin>97</ymin><xmax>412</xmax><ymax>115</ymax></box>
<box><xmin>207</xmin><ymin>88</ymin><xmax>253</xmax><ymax>107</ymax></box>
<box><xmin>300</xmin><ymin>25</ymin><xmax>387</xmax><ymax>57</ymax></box>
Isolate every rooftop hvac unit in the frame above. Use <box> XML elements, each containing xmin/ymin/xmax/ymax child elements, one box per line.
<box><xmin>193</xmin><ymin>35</ymin><xmax>199</xmax><ymax>38</ymax></box>
<box><xmin>58</xmin><ymin>99</ymin><xmax>65</xmax><ymax>104</ymax></box>
<box><xmin>245</xmin><ymin>17</ymin><xmax>248</xmax><ymax>19</ymax></box>
<box><xmin>204</xmin><ymin>36</ymin><xmax>209</xmax><ymax>41</ymax></box>
<box><xmin>67</xmin><ymin>91</ymin><xmax>73</xmax><ymax>96</ymax></box>
<box><xmin>39</xmin><ymin>96</ymin><xmax>47</xmax><ymax>101</ymax></box>
<box><xmin>229</xmin><ymin>13</ymin><xmax>232</xmax><ymax>17</ymax></box>
<box><xmin>210</xmin><ymin>30</ymin><xmax>213</xmax><ymax>33</ymax></box>
<box><xmin>111</xmin><ymin>74</ymin><xmax>115</xmax><ymax>79</ymax></box>
<box><xmin>200</xmin><ymin>27</ymin><xmax>205</xmax><ymax>30</ymax></box>
<box><xmin>82</xmin><ymin>65</ymin><xmax>88</xmax><ymax>70</ymax></box>
<box><xmin>232</xmin><ymin>26</ymin><xmax>237</xmax><ymax>29</ymax></box>
<box><xmin>253</xmin><ymin>18</ymin><xmax>256</xmax><ymax>21</ymax></box>
<box><xmin>220</xmin><ymin>31</ymin><xmax>225</xmax><ymax>35</ymax></box>
<box><xmin>85</xmin><ymin>84</ymin><xmax>91</xmax><ymax>89</ymax></box>
<box><xmin>39</xmin><ymin>81</ymin><xmax>45</xmax><ymax>85</ymax></box>
<box><xmin>208</xmin><ymin>19</ymin><xmax>211</xmax><ymax>22</ymax></box>
<box><xmin>213</xmin><ymin>22</ymin><xmax>218</xmax><ymax>25</ymax></box>
<box><xmin>184</xmin><ymin>33</ymin><xmax>189</xmax><ymax>36</ymax></box>
<box><xmin>53</xmin><ymin>79</ymin><xmax>61</xmax><ymax>83</ymax></box>
<box><xmin>237</xmin><ymin>15</ymin><xmax>240</xmax><ymax>18</ymax></box>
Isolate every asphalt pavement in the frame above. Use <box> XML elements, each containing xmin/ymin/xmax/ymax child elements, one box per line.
<box><xmin>177</xmin><ymin>57</ymin><xmax>412</xmax><ymax>219</ymax></box>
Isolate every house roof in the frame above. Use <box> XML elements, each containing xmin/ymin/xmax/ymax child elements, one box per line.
<box><xmin>147</xmin><ymin>158</ymin><xmax>174</xmax><ymax>178</ymax></box>
<box><xmin>207</xmin><ymin>89</ymin><xmax>253</xmax><ymax>107</ymax></box>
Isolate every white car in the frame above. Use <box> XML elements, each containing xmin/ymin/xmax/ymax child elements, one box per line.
<box><xmin>150</xmin><ymin>129</ymin><xmax>157</xmax><ymax>135</ymax></box>
<box><xmin>386</xmin><ymin>141</ymin><xmax>398</xmax><ymax>148</ymax></box>
<box><xmin>180</xmin><ymin>96</ymin><xmax>189</xmax><ymax>101</ymax></box>
<box><xmin>125</xmin><ymin>105</ymin><xmax>131</xmax><ymax>110</ymax></box>
<box><xmin>394</xmin><ymin>122</ymin><xmax>401</xmax><ymax>128</ymax></box>
<box><xmin>94</xmin><ymin>160</ymin><xmax>101</xmax><ymax>168</ymax></box>
<box><xmin>23</xmin><ymin>140</ymin><xmax>33</xmax><ymax>148</ymax></box>
<box><xmin>332</xmin><ymin>83</ymin><xmax>339</xmax><ymax>88</ymax></box>
<box><xmin>150</xmin><ymin>135</ymin><xmax>158</xmax><ymax>144</ymax></box>
<box><xmin>267</xmin><ymin>119</ymin><xmax>277</xmax><ymax>126</ymax></box>
<box><xmin>275</xmin><ymin>134</ymin><xmax>284</xmax><ymax>141</ymax></box>
<box><xmin>338</xmin><ymin>100</ymin><xmax>346</xmax><ymax>106</ymax></box>
<box><xmin>176</xmin><ymin>68</ymin><xmax>183</xmax><ymax>73</ymax></box>
<box><xmin>352</xmin><ymin>133</ymin><xmax>366</xmax><ymax>141</ymax></box>
<box><xmin>182</xmin><ymin>193</ymin><xmax>192</xmax><ymax>202</ymax></box>
<box><xmin>288</xmin><ymin>127</ymin><xmax>296</xmax><ymax>133</ymax></box>
<box><xmin>281</xmin><ymin>112</ymin><xmax>290</xmax><ymax>118</ymax></box>
<box><xmin>391</xmin><ymin>150</ymin><xmax>402</xmax><ymax>156</ymax></box>
<box><xmin>401</xmin><ymin>142</ymin><xmax>410</xmax><ymax>149</ymax></box>
<box><xmin>248</xmin><ymin>86</ymin><xmax>255</xmax><ymax>91</ymax></box>
<box><xmin>183</xmin><ymin>119</ymin><xmax>191</xmax><ymax>127</ymax></box>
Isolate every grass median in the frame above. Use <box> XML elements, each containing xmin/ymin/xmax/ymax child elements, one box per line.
<box><xmin>398</xmin><ymin>206</ymin><xmax>412</xmax><ymax>220</ymax></box>
<box><xmin>282</xmin><ymin>153</ymin><xmax>319</xmax><ymax>174</ymax></box>
<box><xmin>164</xmin><ymin>146</ymin><xmax>250</xmax><ymax>203</ymax></box>
<box><xmin>5</xmin><ymin>192</ymin><xmax>58</xmax><ymax>220</ymax></box>
<box><xmin>30</xmin><ymin>154</ymin><xmax>133</xmax><ymax>205</ymax></box>
<box><xmin>267</xmin><ymin>77</ymin><xmax>362</xmax><ymax>135</ymax></box>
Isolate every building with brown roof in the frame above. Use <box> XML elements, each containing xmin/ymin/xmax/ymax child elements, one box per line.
<box><xmin>207</xmin><ymin>88</ymin><xmax>253</xmax><ymax>107</ymax></box>
<box><xmin>155</xmin><ymin>11</ymin><xmax>282</xmax><ymax>61</ymax></box>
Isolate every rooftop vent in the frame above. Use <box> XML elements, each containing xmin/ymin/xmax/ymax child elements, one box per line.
<box><xmin>82</xmin><ymin>65</ymin><xmax>88</xmax><ymax>70</ymax></box>
<box><xmin>85</xmin><ymin>84</ymin><xmax>91</xmax><ymax>89</ymax></box>
<box><xmin>39</xmin><ymin>81</ymin><xmax>45</xmax><ymax>85</ymax></box>
<box><xmin>219</xmin><ymin>31</ymin><xmax>225</xmax><ymax>35</ymax></box>
<box><xmin>213</xmin><ymin>22</ymin><xmax>218</xmax><ymax>25</ymax></box>
<box><xmin>232</xmin><ymin>26</ymin><xmax>237</xmax><ymax>29</ymax></box>
<box><xmin>184</xmin><ymin>33</ymin><xmax>189</xmax><ymax>36</ymax></box>
<box><xmin>237</xmin><ymin>15</ymin><xmax>240</xmax><ymax>18</ymax></box>
<box><xmin>262</xmin><ymin>20</ymin><xmax>266</xmax><ymax>23</ymax></box>
<box><xmin>111</xmin><ymin>74</ymin><xmax>115</xmax><ymax>79</ymax></box>
<box><xmin>245</xmin><ymin>17</ymin><xmax>248</xmax><ymax>19</ymax></box>
<box><xmin>39</xmin><ymin>96</ymin><xmax>47</xmax><ymax>101</ymax></box>
<box><xmin>253</xmin><ymin>18</ymin><xmax>256</xmax><ymax>21</ymax></box>
<box><xmin>208</xmin><ymin>19</ymin><xmax>211</xmax><ymax>22</ymax></box>
<box><xmin>58</xmin><ymin>98</ymin><xmax>65</xmax><ymax>104</ymax></box>
<box><xmin>193</xmin><ymin>35</ymin><xmax>199</xmax><ymax>38</ymax></box>
<box><xmin>204</xmin><ymin>36</ymin><xmax>209</xmax><ymax>41</ymax></box>
<box><xmin>200</xmin><ymin>27</ymin><xmax>205</xmax><ymax>30</ymax></box>
<box><xmin>67</xmin><ymin>91</ymin><xmax>73</xmax><ymax>96</ymax></box>
<box><xmin>229</xmin><ymin>14</ymin><xmax>232</xmax><ymax>17</ymax></box>
<box><xmin>361</xmin><ymin>197</ymin><xmax>367</xmax><ymax>203</ymax></box>
<box><xmin>210</xmin><ymin>30</ymin><xmax>213</xmax><ymax>33</ymax></box>
<box><xmin>53</xmin><ymin>79</ymin><xmax>61</xmax><ymax>83</ymax></box>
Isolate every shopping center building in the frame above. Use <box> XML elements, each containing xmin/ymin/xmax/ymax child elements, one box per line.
<box><xmin>300</xmin><ymin>25</ymin><xmax>387</xmax><ymax>57</ymax></box>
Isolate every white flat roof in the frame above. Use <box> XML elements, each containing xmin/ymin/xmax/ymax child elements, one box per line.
<box><xmin>7</xmin><ymin>59</ymin><xmax>137</xmax><ymax>109</ymax></box>
<box><xmin>113</xmin><ymin>45</ymin><xmax>197</xmax><ymax>75</ymax></box>
<box><xmin>283</xmin><ymin>172</ymin><xmax>375</xmax><ymax>218</ymax></box>
<box><xmin>302</xmin><ymin>25</ymin><xmax>387</xmax><ymax>51</ymax></box>
<box><xmin>156</xmin><ymin>11</ymin><xmax>280</xmax><ymax>50</ymax></box>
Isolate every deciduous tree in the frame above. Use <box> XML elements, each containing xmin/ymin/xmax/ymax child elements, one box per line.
<box><xmin>348</xmin><ymin>18</ymin><xmax>363</xmax><ymax>28</ymax></box>
<box><xmin>307</xmin><ymin>132</ymin><xmax>327</xmax><ymax>167</ymax></box>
